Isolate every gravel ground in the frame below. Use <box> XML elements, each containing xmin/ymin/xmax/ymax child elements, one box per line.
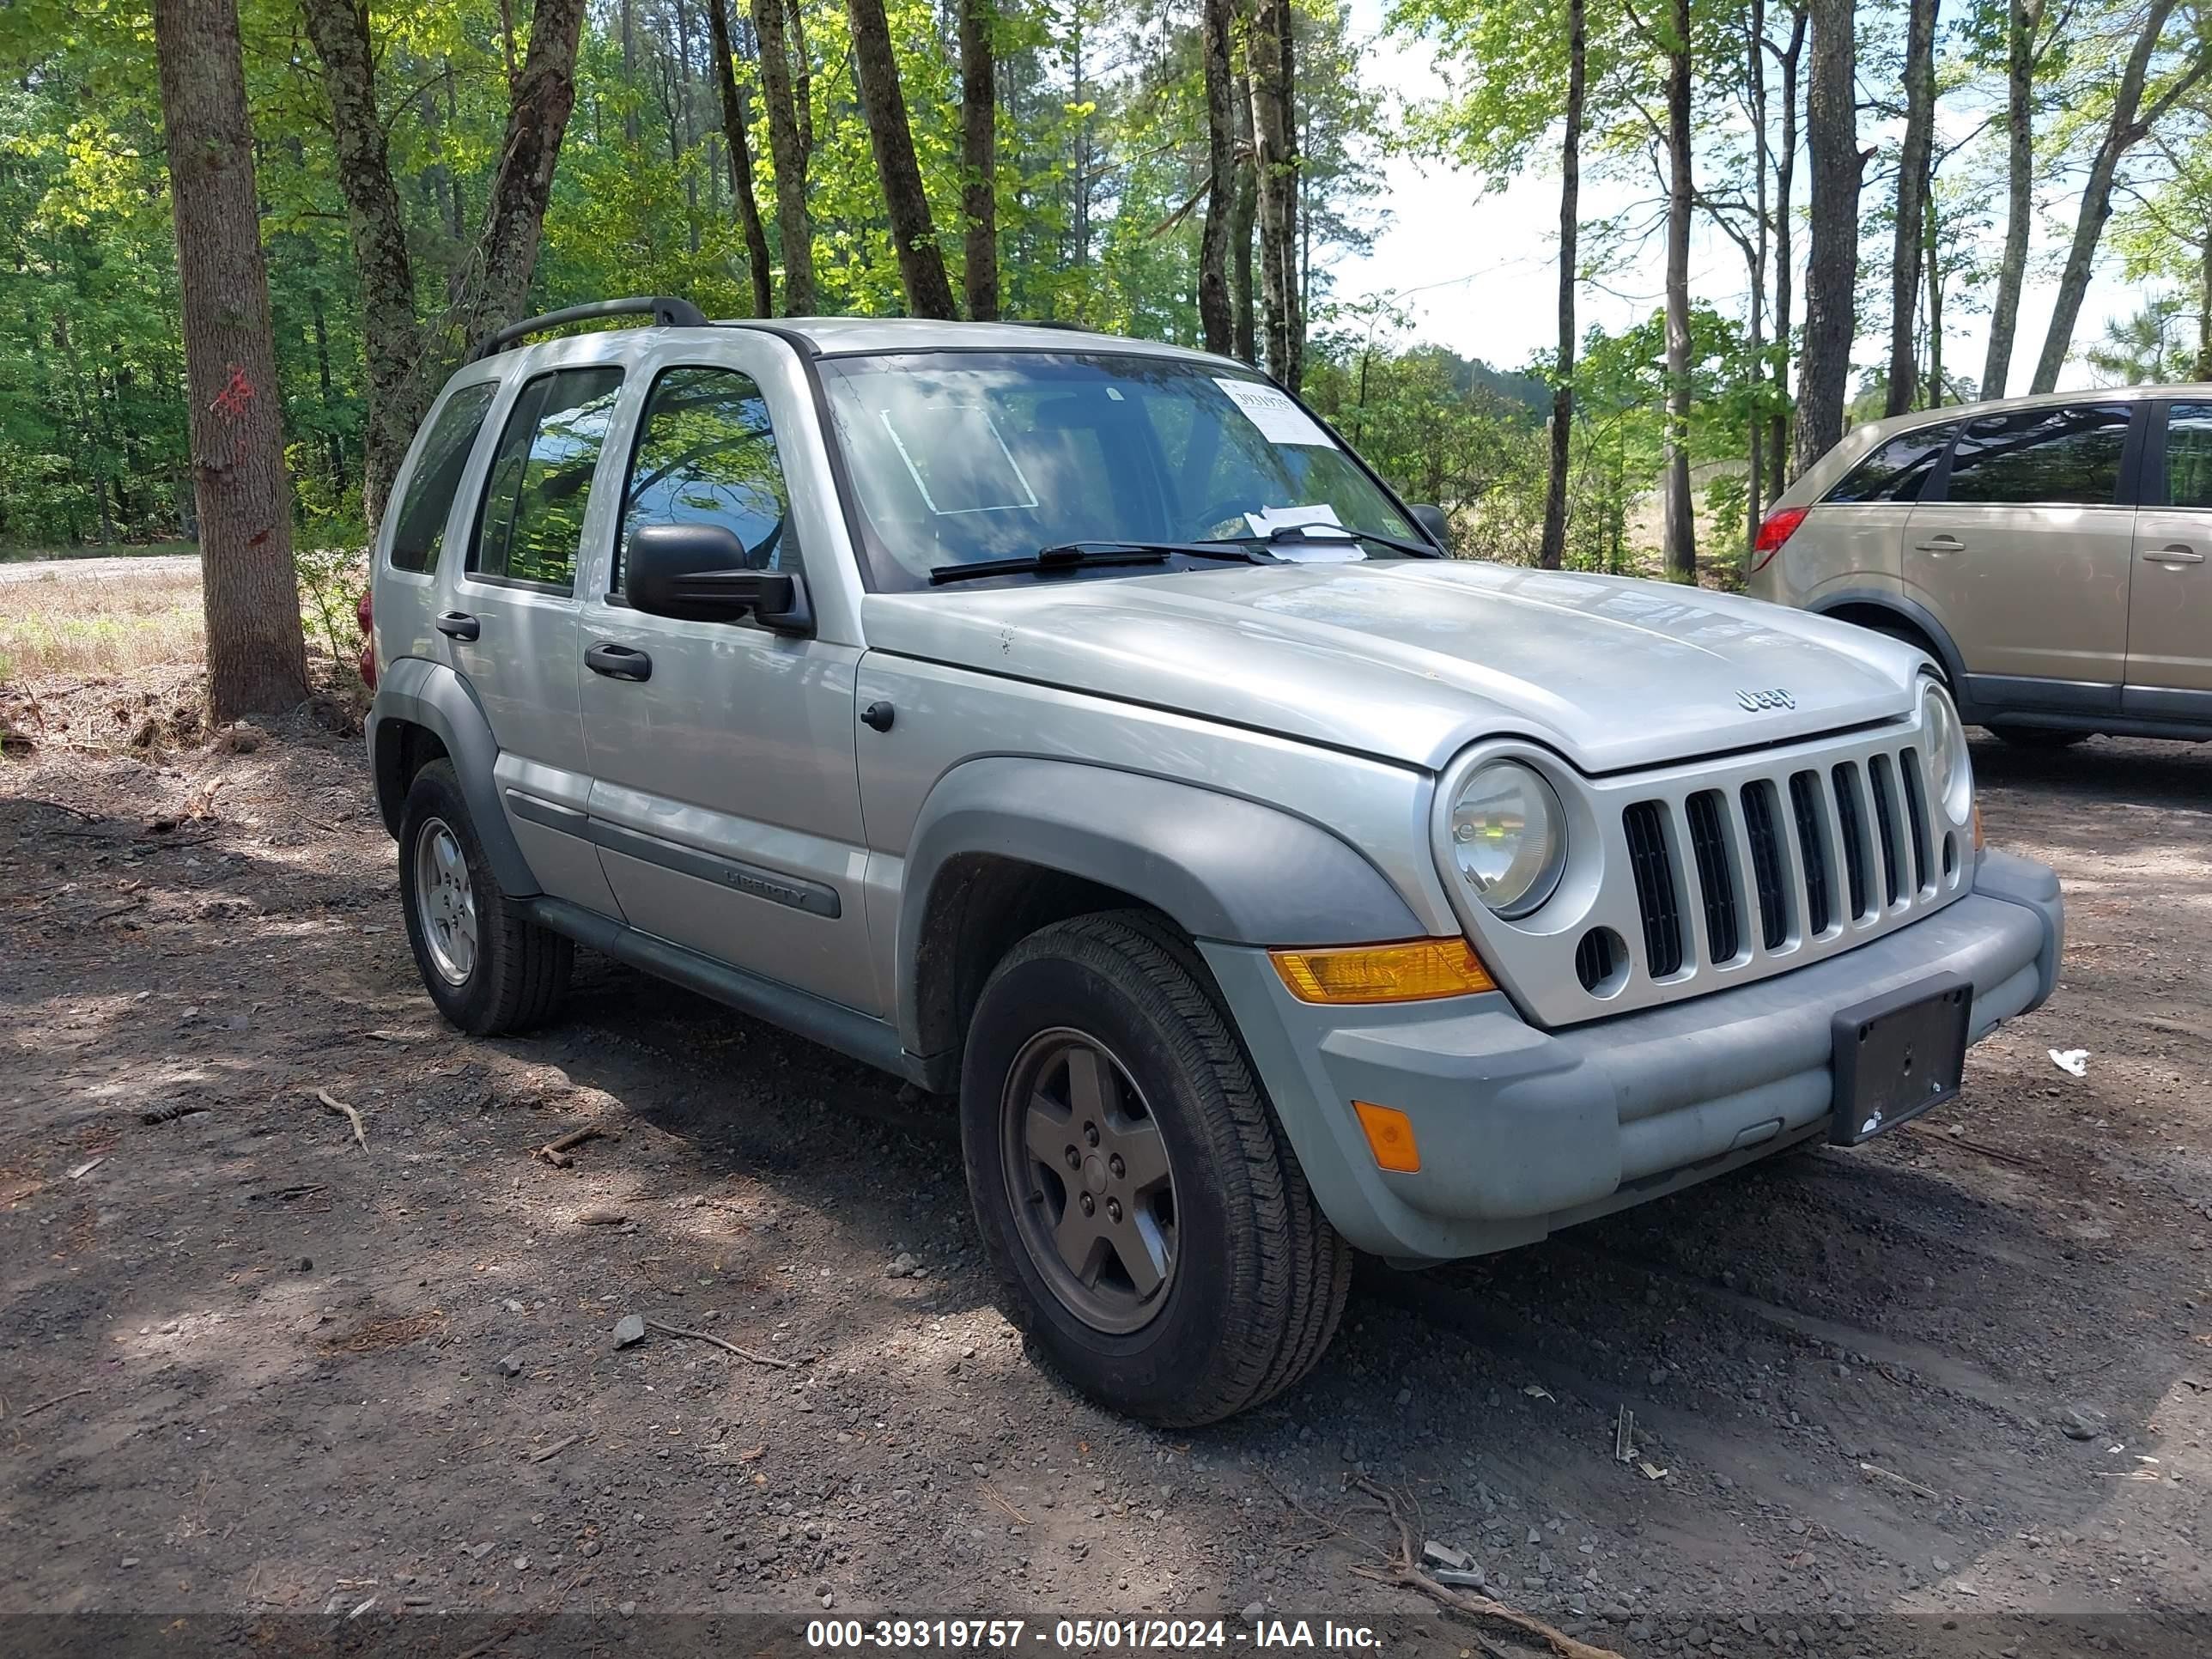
<box><xmin>2</xmin><ymin>680</ymin><xmax>2208</xmax><ymax>1659</ymax></box>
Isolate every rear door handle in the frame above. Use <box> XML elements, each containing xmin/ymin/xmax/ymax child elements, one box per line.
<box><xmin>2143</xmin><ymin>546</ymin><xmax>2205</xmax><ymax>564</ymax></box>
<box><xmin>434</xmin><ymin>611</ymin><xmax>481</xmax><ymax>641</ymax></box>
<box><xmin>586</xmin><ymin>641</ymin><xmax>653</xmax><ymax>682</ymax></box>
<box><xmin>1914</xmin><ymin>536</ymin><xmax>1965</xmax><ymax>553</ymax></box>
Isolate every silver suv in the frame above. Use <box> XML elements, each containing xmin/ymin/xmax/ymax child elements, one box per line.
<box><xmin>365</xmin><ymin>299</ymin><xmax>2063</xmax><ymax>1425</ymax></box>
<box><xmin>1750</xmin><ymin>385</ymin><xmax>2212</xmax><ymax>746</ymax></box>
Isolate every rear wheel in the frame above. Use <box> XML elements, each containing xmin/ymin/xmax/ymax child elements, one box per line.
<box><xmin>1990</xmin><ymin>725</ymin><xmax>2089</xmax><ymax>750</ymax></box>
<box><xmin>398</xmin><ymin>759</ymin><xmax>572</xmax><ymax>1036</ymax></box>
<box><xmin>960</xmin><ymin>912</ymin><xmax>1349</xmax><ymax>1425</ymax></box>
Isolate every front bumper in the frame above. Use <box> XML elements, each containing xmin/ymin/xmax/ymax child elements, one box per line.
<box><xmin>1201</xmin><ymin>849</ymin><xmax>2063</xmax><ymax>1261</ymax></box>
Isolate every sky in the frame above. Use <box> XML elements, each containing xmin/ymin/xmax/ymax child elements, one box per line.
<box><xmin>1328</xmin><ymin>4</ymin><xmax>2150</xmax><ymax>395</ymax></box>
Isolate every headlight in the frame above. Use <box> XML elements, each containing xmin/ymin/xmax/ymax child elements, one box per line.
<box><xmin>1922</xmin><ymin>683</ymin><xmax>1972</xmax><ymax>821</ymax></box>
<box><xmin>1449</xmin><ymin>761</ymin><xmax>1566</xmax><ymax>918</ymax></box>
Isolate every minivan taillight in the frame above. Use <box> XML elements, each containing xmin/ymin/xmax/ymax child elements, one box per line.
<box><xmin>356</xmin><ymin>586</ymin><xmax>377</xmax><ymax>690</ymax></box>
<box><xmin>1749</xmin><ymin>506</ymin><xmax>1808</xmax><ymax>574</ymax></box>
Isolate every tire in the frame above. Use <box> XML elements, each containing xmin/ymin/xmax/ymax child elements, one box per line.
<box><xmin>959</xmin><ymin>910</ymin><xmax>1350</xmax><ymax>1425</ymax></box>
<box><xmin>1990</xmin><ymin>725</ymin><xmax>2088</xmax><ymax>750</ymax></box>
<box><xmin>397</xmin><ymin>758</ymin><xmax>572</xmax><ymax>1036</ymax></box>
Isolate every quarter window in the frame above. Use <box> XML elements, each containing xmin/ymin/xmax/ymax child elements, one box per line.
<box><xmin>1942</xmin><ymin>404</ymin><xmax>2131</xmax><ymax>507</ymax></box>
<box><xmin>389</xmin><ymin>382</ymin><xmax>496</xmax><ymax>573</ymax></box>
<box><xmin>1824</xmin><ymin>422</ymin><xmax>1957</xmax><ymax>504</ymax></box>
<box><xmin>2165</xmin><ymin>404</ymin><xmax>2212</xmax><ymax>508</ymax></box>
<box><xmin>617</xmin><ymin>367</ymin><xmax>796</xmax><ymax>590</ymax></box>
<box><xmin>470</xmin><ymin>368</ymin><xmax>625</xmax><ymax>592</ymax></box>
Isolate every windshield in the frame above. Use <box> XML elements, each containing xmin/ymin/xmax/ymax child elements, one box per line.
<box><xmin>817</xmin><ymin>351</ymin><xmax>1419</xmax><ymax>587</ymax></box>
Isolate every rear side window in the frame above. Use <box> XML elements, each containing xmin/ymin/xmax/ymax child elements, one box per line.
<box><xmin>2165</xmin><ymin>404</ymin><xmax>2212</xmax><ymax>507</ymax></box>
<box><xmin>1942</xmin><ymin>404</ymin><xmax>2131</xmax><ymax>506</ymax></box>
<box><xmin>1824</xmin><ymin>422</ymin><xmax>1956</xmax><ymax>503</ymax></box>
<box><xmin>617</xmin><ymin>367</ymin><xmax>797</xmax><ymax>590</ymax></box>
<box><xmin>389</xmin><ymin>382</ymin><xmax>496</xmax><ymax>573</ymax></box>
<box><xmin>470</xmin><ymin>367</ymin><xmax>626</xmax><ymax>592</ymax></box>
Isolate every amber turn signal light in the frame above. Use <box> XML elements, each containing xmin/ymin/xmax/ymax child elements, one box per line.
<box><xmin>1269</xmin><ymin>938</ymin><xmax>1497</xmax><ymax>1004</ymax></box>
<box><xmin>1972</xmin><ymin>802</ymin><xmax>1984</xmax><ymax>851</ymax></box>
<box><xmin>1353</xmin><ymin>1101</ymin><xmax>1422</xmax><ymax>1172</ymax></box>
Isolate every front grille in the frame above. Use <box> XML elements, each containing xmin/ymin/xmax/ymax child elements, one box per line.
<box><xmin>1622</xmin><ymin>800</ymin><xmax>1683</xmax><ymax>976</ymax></box>
<box><xmin>1685</xmin><ymin>791</ymin><xmax>1740</xmax><ymax>963</ymax></box>
<box><xmin>1789</xmin><ymin>770</ymin><xmax>1831</xmax><ymax>935</ymax></box>
<box><xmin>1832</xmin><ymin>762</ymin><xmax>1871</xmax><ymax>920</ymax></box>
<box><xmin>1741</xmin><ymin>781</ymin><xmax>1788</xmax><ymax>951</ymax></box>
<box><xmin>1620</xmin><ymin>741</ymin><xmax>1939</xmax><ymax>979</ymax></box>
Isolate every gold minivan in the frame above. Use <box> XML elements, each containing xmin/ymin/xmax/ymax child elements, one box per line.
<box><xmin>1748</xmin><ymin>386</ymin><xmax>2212</xmax><ymax>746</ymax></box>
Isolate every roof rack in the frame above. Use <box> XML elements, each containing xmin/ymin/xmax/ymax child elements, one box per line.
<box><xmin>470</xmin><ymin>296</ymin><xmax>708</xmax><ymax>362</ymax></box>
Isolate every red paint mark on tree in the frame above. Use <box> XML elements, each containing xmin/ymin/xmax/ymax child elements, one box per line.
<box><xmin>210</xmin><ymin>364</ymin><xmax>256</xmax><ymax>419</ymax></box>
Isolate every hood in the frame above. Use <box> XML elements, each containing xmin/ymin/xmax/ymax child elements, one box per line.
<box><xmin>861</xmin><ymin>560</ymin><xmax>1925</xmax><ymax>774</ymax></box>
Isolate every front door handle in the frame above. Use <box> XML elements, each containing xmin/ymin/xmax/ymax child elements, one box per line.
<box><xmin>1914</xmin><ymin>536</ymin><xmax>1966</xmax><ymax>554</ymax></box>
<box><xmin>585</xmin><ymin>641</ymin><xmax>653</xmax><ymax>682</ymax></box>
<box><xmin>2143</xmin><ymin>545</ymin><xmax>2206</xmax><ymax>564</ymax></box>
<box><xmin>435</xmin><ymin>611</ymin><xmax>481</xmax><ymax>641</ymax></box>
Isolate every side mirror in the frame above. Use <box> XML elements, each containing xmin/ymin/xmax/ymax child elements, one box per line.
<box><xmin>626</xmin><ymin>522</ymin><xmax>811</xmax><ymax>635</ymax></box>
<box><xmin>1407</xmin><ymin>503</ymin><xmax>1453</xmax><ymax>552</ymax></box>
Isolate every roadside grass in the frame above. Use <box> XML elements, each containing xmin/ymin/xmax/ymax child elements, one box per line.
<box><xmin>0</xmin><ymin>541</ymin><xmax>199</xmax><ymax>563</ymax></box>
<box><xmin>0</xmin><ymin>565</ymin><xmax>205</xmax><ymax>680</ymax></box>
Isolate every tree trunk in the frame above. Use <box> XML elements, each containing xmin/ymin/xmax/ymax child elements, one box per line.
<box><xmin>751</xmin><ymin>0</ymin><xmax>818</xmax><ymax>313</ymax></box>
<box><xmin>450</xmin><ymin>0</ymin><xmax>588</xmax><ymax>357</ymax></box>
<box><xmin>1768</xmin><ymin>3</ymin><xmax>1805</xmax><ymax>497</ymax></box>
<box><xmin>1198</xmin><ymin>0</ymin><xmax>1237</xmax><ymax>355</ymax></box>
<box><xmin>1885</xmin><ymin>0</ymin><xmax>1936</xmax><ymax>416</ymax></box>
<box><xmin>1745</xmin><ymin>0</ymin><xmax>1770</xmax><ymax>548</ymax></box>
<box><xmin>1231</xmin><ymin>56</ymin><xmax>1258</xmax><ymax>362</ymax></box>
<box><xmin>708</xmin><ymin>0</ymin><xmax>776</xmax><ymax>316</ymax></box>
<box><xmin>2030</xmin><ymin>0</ymin><xmax>2208</xmax><ymax>392</ymax></box>
<box><xmin>300</xmin><ymin>0</ymin><xmax>424</xmax><ymax>528</ymax></box>
<box><xmin>1538</xmin><ymin>0</ymin><xmax>1584</xmax><ymax>573</ymax></box>
<box><xmin>1249</xmin><ymin>0</ymin><xmax>1300</xmax><ymax>386</ymax></box>
<box><xmin>2197</xmin><ymin>221</ymin><xmax>2212</xmax><ymax>380</ymax></box>
<box><xmin>1662</xmin><ymin>0</ymin><xmax>1695</xmax><ymax>581</ymax></box>
<box><xmin>154</xmin><ymin>0</ymin><xmax>309</xmax><ymax>720</ymax></box>
<box><xmin>847</xmin><ymin>0</ymin><xmax>959</xmax><ymax>318</ymax></box>
<box><xmin>960</xmin><ymin>0</ymin><xmax>1000</xmax><ymax>319</ymax></box>
<box><xmin>1793</xmin><ymin>0</ymin><xmax>1861</xmax><ymax>476</ymax></box>
<box><xmin>1925</xmin><ymin>187</ymin><xmax>1944</xmax><ymax>402</ymax></box>
<box><xmin>1980</xmin><ymin>0</ymin><xmax>2039</xmax><ymax>398</ymax></box>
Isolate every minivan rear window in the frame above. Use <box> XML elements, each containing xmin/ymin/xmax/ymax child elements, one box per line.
<box><xmin>1942</xmin><ymin>404</ymin><xmax>2131</xmax><ymax>506</ymax></box>
<box><xmin>1823</xmin><ymin>423</ymin><xmax>1957</xmax><ymax>504</ymax></box>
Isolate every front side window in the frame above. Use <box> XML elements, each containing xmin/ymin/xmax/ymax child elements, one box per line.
<box><xmin>1825</xmin><ymin>422</ymin><xmax>1956</xmax><ymax>504</ymax></box>
<box><xmin>2165</xmin><ymin>404</ymin><xmax>2212</xmax><ymax>508</ymax></box>
<box><xmin>617</xmin><ymin>367</ymin><xmax>795</xmax><ymax>591</ymax></box>
<box><xmin>389</xmin><ymin>381</ymin><xmax>497</xmax><ymax>573</ymax></box>
<box><xmin>1942</xmin><ymin>404</ymin><xmax>2131</xmax><ymax>507</ymax></box>
<box><xmin>470</xmin><ymin>367</ymin><xmax>625</xmax><ymax>592</ymax></box>
<box><xmin>817</xmin><ymin>351</ymin><xmax>1416</xmax><ymax>586</ymax></box>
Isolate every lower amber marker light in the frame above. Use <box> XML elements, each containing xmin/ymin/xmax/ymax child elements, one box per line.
<box><xmin>1269</xmin><ymin>938</ymin><xmax>1497</xmax><ymax>1004</ymax></box>
<box><xmin>1353</xmin><ymin>1101</ymin><xmax>1422</xmax><ymax>1172</ymax></box>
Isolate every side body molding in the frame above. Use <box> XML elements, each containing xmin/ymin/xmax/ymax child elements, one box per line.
<box><xmin>895</xmin><ymin>757</ymin><xmax>1427</xmax><ymax>1051</ymax></box>
<box><xmin>367</xmin><ymin>656</ymin><xmax>540</xmax><ymax>896</ymax></box>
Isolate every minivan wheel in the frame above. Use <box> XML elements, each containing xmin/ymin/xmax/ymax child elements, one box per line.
<box><xmin>398</xmin><ymin>759</ymin><xmax>572</xmax><ymax>1036</ymax></box>
<box><xmin>960</xmin><ymin>912</ymin><xmax>1350</xmax><ymax>1425</ymax></box>
<box><xmin>1990</xmin><ymin>725</ymin><xmax>2088</xmax><ymax>750</ymax></box>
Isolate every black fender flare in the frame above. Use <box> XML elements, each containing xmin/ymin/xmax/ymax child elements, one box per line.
<box><xmin>1806</xmin><ymin>589</ymin><xmax>1971</xmax><ymax>702</ymax></box>
<box><xmin>896</xmin><ymin>757</ymin><xmax>1425</xmax><ymax>1052</ymax></box>
<box><xmin>366</xmin><ymin>657</ymin><xmax>540</xmax><ymax>896</ymax></box>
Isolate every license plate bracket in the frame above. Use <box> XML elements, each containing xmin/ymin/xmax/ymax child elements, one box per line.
<box><xmin>1830</xmin><ymin>974</ymin><xmax>1972</xmax><ymax>1146</ymax></box>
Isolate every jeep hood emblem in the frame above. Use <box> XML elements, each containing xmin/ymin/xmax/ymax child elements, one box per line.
<box><xmin>1737</xmin><ymin>687</ymin><xmax>1796</xmax><ymax>711</ymax></box>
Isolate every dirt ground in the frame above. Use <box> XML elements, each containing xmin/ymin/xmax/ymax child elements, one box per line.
<box><xmin>3</xmin><ymin>651</ymin><xmax>2210</xmax><ymax>1658</ymax></box>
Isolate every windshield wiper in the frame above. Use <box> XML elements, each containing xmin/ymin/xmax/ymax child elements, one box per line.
<box><xmin>927</xmin><ymin>540</ymin><xmax>1276</xmax><ymax>586</ymax></box>
<box><xmin>1201</xmin><ymin>524</ymin><xmax>1443</xmax><ymax>560</ymax></box>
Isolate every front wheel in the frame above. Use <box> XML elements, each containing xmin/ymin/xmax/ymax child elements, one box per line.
<box><xmin>959</xmin><ymin>913</ymin><xmax>1349</xmax><ymax>1425</ymax></box>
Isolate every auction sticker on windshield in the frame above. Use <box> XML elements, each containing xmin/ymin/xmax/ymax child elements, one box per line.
<box><xmin>1214</xmin><ymin>377</ymin><xmax>1332</xmax><ymax>446</ymax></box>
